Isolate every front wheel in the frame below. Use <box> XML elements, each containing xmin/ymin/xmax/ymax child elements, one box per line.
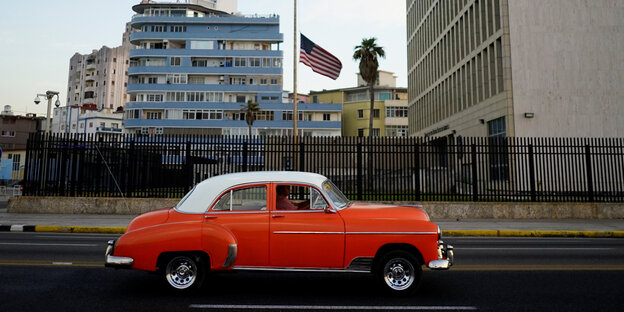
<box><xmin>165</xmin><ymin>255</ymin><xmax>205</xmax><ymax>290</ymax></box>
<box><xmin>375</xmin><ymin>251</ymin><xmax>422</xmax><ymax>295</ymax></box>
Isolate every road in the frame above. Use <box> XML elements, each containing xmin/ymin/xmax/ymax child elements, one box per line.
<box><xmin>0</xmin><ymin>233</ymin><xmax>623</xmax><ymax>311</ymax></box>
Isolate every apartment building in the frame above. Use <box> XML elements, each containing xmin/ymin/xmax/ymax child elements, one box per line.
<box><xmin>407</xmin><ymin>0</ymin><xmax>624</xmax><ymax>138</ymax></box>
<box><xmin>310</xmin><ymin>71</ymin><xmax>408</xmax><ymax>137</ymax></box>
<box><xmin>124</xmin><ymin>0</ymin><xmax>341</xmax><ymax>136</ymax></box>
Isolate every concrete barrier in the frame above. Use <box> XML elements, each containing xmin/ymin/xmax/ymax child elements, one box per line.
<box><xmin>7</xmin><ymin>196</ymin><xmax>624</xmax><ymax>219</ymax></box>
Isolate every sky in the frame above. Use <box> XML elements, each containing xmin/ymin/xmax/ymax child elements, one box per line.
<box><xmin>0</xmin><ymin>0</ymin><xmax>407</xmax><ymax>117</ymax></box>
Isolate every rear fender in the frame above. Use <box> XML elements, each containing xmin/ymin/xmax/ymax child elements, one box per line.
<box><xmin>202</xmin><ymin>222</ymin><xmax>238</xmax><ymax>271</ymax></box>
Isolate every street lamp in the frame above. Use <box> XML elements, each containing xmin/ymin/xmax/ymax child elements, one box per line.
<box><xmin>34</xmin><ymin>90</ymin><xmax>61</xmax><ymax>134</ymax></box>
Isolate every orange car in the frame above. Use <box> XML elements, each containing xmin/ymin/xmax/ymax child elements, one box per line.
<box><xmin>106</xmin><ymin>171</ymin><xmax>453</xmax><ymax>294</ymax></box>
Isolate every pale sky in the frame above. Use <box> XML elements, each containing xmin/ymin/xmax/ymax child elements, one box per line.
<box><xmin>0</xmin><ymin>0</ymin><xmax>407</xmax><ymax>117</ymax></box>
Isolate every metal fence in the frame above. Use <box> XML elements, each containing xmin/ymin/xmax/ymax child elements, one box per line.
<box><xmin>23</xmin><ymin>133</ymin><xmax>624</xmax><ymax>202</ymax></box>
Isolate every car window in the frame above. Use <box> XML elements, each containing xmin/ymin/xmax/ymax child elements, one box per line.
<box><xmin>275</xmin><ymin>185</ymin><xmax>326</xmax><ymax>211</ymax></box>
<box><xmin>212</xmin><ymin>186</ymin><xmax>267</xmax><ymax>212</ymax></box>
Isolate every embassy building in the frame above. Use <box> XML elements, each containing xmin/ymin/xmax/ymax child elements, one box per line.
<box><xmin>407</xmin><ymin>0</ymin><xmax>624</xmax><ymax>138</ymax></box>
<box><xmin>125</xmin><ymin>0</ymin><xmax>341</xmax><ymax>136</ymax></box>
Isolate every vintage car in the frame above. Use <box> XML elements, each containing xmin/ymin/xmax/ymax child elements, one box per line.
<box><xmin>105</xmin><ymin>171</ymin><xmax>453</xmax><ymax>294</ymax></box>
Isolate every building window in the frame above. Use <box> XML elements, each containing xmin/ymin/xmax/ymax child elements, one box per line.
<box><xmin>147</xmin><ymin>112</ymin><xmax>163</xmax><ymax>120</ymax></box>
<box><xmin>487</xmin><ymin>117</ymin><xmax>509</xmax><ymax>181</ymax></box>
<box><xmin>371</xmin><ymin>128</ymin><xmax>380</xmax><ymax>137</ymax></box>
<box><xmin>357</xmin><ymin>129</ymin><xmax>364</xmax><ymax>137</ymax></box>
<box><xmin>357</xmin><ymin>109</ymin><xmax>364</xmax><ymax>119</ymax></box>
<box><xmin>1</xmin><ymin>130</ymin><xmax>16</xmax><ymax>137</ymax></box>
<box><xmin>234</xmin><ymin>57</ymin><xmax>247</xmax><ymax>67</ymax></box>
<box><xmin>372</xmin><ymin>109</ymin><xmax>380</xmax><ymax>118</ymax></box>
<box><xmin>386</xmin><ymin>107</ymin><xmax>408</xmax><ymax>118</ymax></box>
<box><xmin>249</xmin><ymin>58</ymin><xmax>261</xmax><ymax>67</ymax></box>
<box><xmin>270</xmin><ymin>79</ymin><xmax>278</xmax><ymax>85</ymax></box>
<box><xmin>263</xmin><ymin>58</ymin><xmax>272</xmax><ymax>67</ymax></box>
<box><xmin>170</xmin><ymin>25</ymin><xmax>186</xmax><ymax>32</ymax></box>
<box><xmin>170</xmin><ymin>57</ymin><xmax>182</xmax><ymax>66</ymax></box>
<box><xmin>323</xmin><ymin>113</ymin><xmax>331</xmax><ymax>121</ymax></box>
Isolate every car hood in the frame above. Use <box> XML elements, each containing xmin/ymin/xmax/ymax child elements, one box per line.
<box><xmin>340</xmin><ymin>202</ymin><xmax>430</xmax><ymax>220</ymax></box>
<box><xmin>126</xmin><ymin>207</ymin><xmax>171</xmax><ymax>233</ymax></box>
<box><xmin>338</xmin><ymin>202</ymin><xmax>436</xmax><ymax>233</ymax></box>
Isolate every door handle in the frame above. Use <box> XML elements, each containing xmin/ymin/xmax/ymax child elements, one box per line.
<box><xmin>204</xmin><ymin>216</ymin><xmax>217</xmax><ymax>219</ymax></box>
<box><xmin>271</xmin><ymin>215</ymin><xmax>285</xmax><ymax>218</ymax></box>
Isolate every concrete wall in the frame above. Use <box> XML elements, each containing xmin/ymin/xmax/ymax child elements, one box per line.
<box><xmin>508</xmin><ymin>0</ymin><xmax>624</xmax><ymax>137</ymax></box>
<box><xmin>8</xmin><ymin>196</ymin><xmax>624</xmax><ymax>219</ymax></box>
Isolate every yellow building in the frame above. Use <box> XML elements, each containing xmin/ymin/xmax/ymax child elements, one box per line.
<box><xmin>310</xmin><ymin>71</ymin><xmax>408</xmax><ymax>137</ymax></box>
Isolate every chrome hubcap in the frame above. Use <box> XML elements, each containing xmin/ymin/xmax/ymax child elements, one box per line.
<box><xmin>383</xmin><ymin>258</ymin><xmax>415</xmax><ymax>291</ymax></box>
<box><xmin>166</xmin><ymin>256</ymin><xmax>197</xmax><ymax>289</ymax></box>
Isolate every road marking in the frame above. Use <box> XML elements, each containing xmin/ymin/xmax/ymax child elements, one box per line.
<box><xmin>450</xmin><ymin>265</ymin><xmax>624</xmax><ymax>271</ymax></box>
<box><xmin>189</xmin><ymin>305</ymin><xmax>478</xmax><ymax>311</ymax></box>
<box><xmin>0</xmin><ymin>242</ymin><xmax>97</xmax><ymax>247</ymax></box>
<box><xmin>10</xmin><ymin>225</ymin><xmax>24</xmax><ymax>232</ymax></box>
<box><xmin>0</xmin><ymin>260</ymin><xmax>102</xmax><ymax>267</ymax></box>
<box><xmin>52</xmin><ymin>262</ymin><xmax>73</xmax><ymax>265</ymax></box>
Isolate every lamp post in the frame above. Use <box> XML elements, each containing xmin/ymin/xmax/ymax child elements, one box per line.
<box><xmin>34</xmin><ymin>90</ymin><xmax>61</xmax><ymax>134</ymax></box>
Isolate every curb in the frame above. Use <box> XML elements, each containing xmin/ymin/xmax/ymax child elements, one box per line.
<box><xmin>443</xmin><ymin>230</ymin><xmax>624</xmax><ymax>238</ymax></box>
<box><xmin>2</xmin><ymin>225</ymin><xmax>624</xmax><ymax>238</ymax></box>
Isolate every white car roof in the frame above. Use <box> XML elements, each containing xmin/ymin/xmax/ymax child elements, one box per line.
<box><xmin>175</xmin><ymin>171</ymin><xmax>329</xmax><ymax>213</ymax></box>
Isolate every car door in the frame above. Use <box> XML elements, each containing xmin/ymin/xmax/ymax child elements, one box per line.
<box><xmin>269</xmin><ymin>183</ymin><xmax>345</xmax><ymax>268</ymax></box>
<box><xmin>203</xmin><ymin>184</ymin><xmax>270</xmax><ymax>267</ymax></box>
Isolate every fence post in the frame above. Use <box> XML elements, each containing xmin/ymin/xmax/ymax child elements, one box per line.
<box><xmin>299</xmin><ymin>141</ymin><xmax>305</xmax><ymax>172</ymax></box>
<box><xmin>185</xmin><ymin>141</ymin><xmax>192</xmax><ymax>193</ymax></box>
<box><xmin>471</xmin><ymin>143</ymin><xmax>478</xmax><ymax>202</ymax></box>
<box><xmin>242</xmin><ymin>141</ymin><xmax>248</xmax><ymax>172</ymax></box>
<box><xmin>528</xmin><ymin>144</ymin><xmax>537</xmax><ymax>202</ymax></box>
<box><xmin>356</xmin><ymin>142</ymin><xmax>363</xmax><ymax>200</ymax></box>
<box><xmin>128</xmin><ymin>140</ymin><xmax>135</xmax><ymax>198</ymax></box>
<box><xmin>585</xmin><ymin>144</ymin><xmax>594</xmax><ymax>202</ymax></box>
<box><xmin>414</xmin><ymin>142</ymin><xmax>421</xmax><ymax>201</ymax></box>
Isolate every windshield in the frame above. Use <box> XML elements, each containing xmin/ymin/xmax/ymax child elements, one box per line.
<box><xmin>322</xmin><ymin>180</ymin><xmax>350</xmax><ymax>210</ymax></box>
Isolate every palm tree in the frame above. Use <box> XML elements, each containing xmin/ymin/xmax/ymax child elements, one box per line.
<box><xmin>240</xmin><ymin>100</ymin><xmax>260</xmax><ymax>137</ymax></box>
<box><xmin>353</xmin><ymin>38</ymin><xmax>385</xmax><ymax>138</ymax></box>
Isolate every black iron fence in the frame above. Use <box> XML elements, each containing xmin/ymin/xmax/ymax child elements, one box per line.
<box><xmin>23</xmin><ymin>134</ymin><xmax>624</xmax><ymax>202</ymax></box>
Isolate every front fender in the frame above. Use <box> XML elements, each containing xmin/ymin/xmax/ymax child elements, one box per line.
<box><xmin>114</xmin><ymin>220</ymin><xmax>203</xmax><ymax>271</ymax></box>
<box><xmin>202</xmin><ymin>222</ymin><xmax>238</xmax><ymax>271</ymax></box>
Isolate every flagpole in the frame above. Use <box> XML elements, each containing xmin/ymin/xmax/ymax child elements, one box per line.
<box><xmin>293</xmin><ymin>0</ymin><xmax>298</xmax><ymax>142</ymax></box>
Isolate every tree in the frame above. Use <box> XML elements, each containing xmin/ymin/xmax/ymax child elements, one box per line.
<box><xmin>353</xmin><ymin>37</ymin><xmax>385</xmax><ymax>138</ymax></box>
<box><xmin>240</xmin><ymin>100</ymin><xmax>260</xmax><ymax>137</ymax></box>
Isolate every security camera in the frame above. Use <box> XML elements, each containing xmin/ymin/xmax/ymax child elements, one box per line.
<box><xmin>55</xmin><ymin>99</ymin><xmax>61</xmax><ymax>108</ymax></box>
<box><xmin>34</xmin><ymin>96</ymin><xmax>41</xmax><ymax>105</ymax></box>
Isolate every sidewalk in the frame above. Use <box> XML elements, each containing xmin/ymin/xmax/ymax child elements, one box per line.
<box><xmin>1</xmin><ymin>207</ymin><xmax>623</xmax><ymax>237</ymax></box>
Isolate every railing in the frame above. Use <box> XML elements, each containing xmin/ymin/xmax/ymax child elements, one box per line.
<box><xmin>22</xmin><ymin>134</ymin><xmax>624</xmax><ymax>202</ymax></box>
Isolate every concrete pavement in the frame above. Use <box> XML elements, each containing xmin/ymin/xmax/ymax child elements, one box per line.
<box><xmin>1</xmin><ymin>204</ymin><xmax>623</xmax><ymax>237</ymax></box>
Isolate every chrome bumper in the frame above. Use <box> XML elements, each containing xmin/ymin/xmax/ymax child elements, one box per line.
<box><xmin>428</xmin><ymin>240</ymin><xmax>454</xmax><ymax>270</ymax></box>
<box><xmin>105</xmin><ymin>240</ymin><xmax>134</xmax><ymax>268</ymax></box>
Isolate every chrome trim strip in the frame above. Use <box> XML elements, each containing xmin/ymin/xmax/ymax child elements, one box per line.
<box><xmin>125</xmin><ymin>221</ymin><xmax>203</xmax><ymax>234</ymax></box>
<box><xmin>232</xmin><ymin>266</ymin><xmax>370</xmax><ymax>274</ymax></box>
<box><xmin>346</xmin><ymin>232</ymin><xmax>437</xmax><ymax>235</ymax></box>
<box><xmin>223</xmin><ymin>243</ymin><xmax>238</xmax><ymax>268</ymax></box>
<box><xmin>104</xmin><ymin>240</ymin><xmax>134</xmax><ymax>268</ymax></box>
<box><xmin>274</xmin><ymin>231</ymin><xmax>343</xmax><ymax>235</ymax></box>
<box><xmin>272</xmin><ymin>210</ymin><xmax>325</xmax><ymax>213</ymax></box>
<box><xmin>272</xmin><ymin>231</ymin><xmax>437</xmax><ymax>235</ymax></box>
<box><xmin>207</xmin><ymin>211</ymin><xmax>270</xmax><ymax>215</ymax></box>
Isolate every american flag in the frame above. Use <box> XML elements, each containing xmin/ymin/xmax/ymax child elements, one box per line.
<box><xmin>300</xmin><ymin>34</ymin><xmax>342</xmax><ymax>80</ymax></box>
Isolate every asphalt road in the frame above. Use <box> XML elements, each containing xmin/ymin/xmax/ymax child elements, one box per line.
<box><xmin>0</xmin><ymin>233</ymin><xmax>623</xmax><ymax>311</ymax></box>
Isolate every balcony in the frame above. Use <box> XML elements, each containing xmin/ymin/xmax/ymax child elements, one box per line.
<box><xmin>128</xmin><ymin>66</ymin><xmax>282</xmax><ymax>76</ymax></box>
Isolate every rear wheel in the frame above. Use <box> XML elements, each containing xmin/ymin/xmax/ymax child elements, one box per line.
<box><xmin>376</xmin><ymin>250</ymin><xmax>421</xmax><ymax>295</ymax></box>
<box><xmin>164</xmin><ymin>255</ymin><xmax>205</xmax><ymax>290</ymax></box>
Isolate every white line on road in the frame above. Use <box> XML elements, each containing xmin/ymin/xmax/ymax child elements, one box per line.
<box><xmin>0</xmin><ymin>243</ymin><xmax>97</xmax><ymax>247</ymax></box>
<box><xmin>52</xmin><ymin>262</ymin><xmax>73</xmax><ymax>265</ymax></box>
<box><xmin>189</xmin><ymin>305</ymin><xmax>478</xmax><ymax>311</ymax></box>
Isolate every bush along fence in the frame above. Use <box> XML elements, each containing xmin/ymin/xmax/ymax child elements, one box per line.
<box><xmin>22</xmin><ymin>133</ymin><xmax>624</xmax><ymax>202</ymax></box>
